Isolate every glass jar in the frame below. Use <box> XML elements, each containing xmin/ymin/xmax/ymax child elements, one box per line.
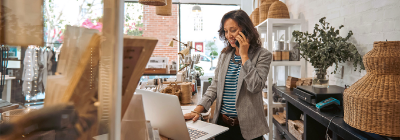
<box><xmin>312</xmin><ymin>68</ymin><xmax>329</xmax><ymax>88</ymax></box>
<box><xmin>289</xmin><ymin>42</ymin><xmax>300</xmax><ymax>61</ymax></box>
<box><xmin>273</xmin><ymin>41</ymin><xmax>283</xmax><ymax>61</ymax></box>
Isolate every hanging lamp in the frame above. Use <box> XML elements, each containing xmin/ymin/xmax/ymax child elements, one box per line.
<box><xmin>192</xmin><ymin>5</ymin><xmax>201</xmax><ymax>12</ymax></box>
<box><xmin>139</xmin><ymin>0</ymin><xmax>166</xmax><ymax>6</ymax></box>
<box><xmin>156</xmin><ymin>0</ymin><xmax>172</xmax><ymax>16</ymax></box>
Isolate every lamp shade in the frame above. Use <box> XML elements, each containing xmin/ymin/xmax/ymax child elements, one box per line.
<box><xmin>343</xmin><ymin>41</ymin><xmax>400</xmax><ymax>137</ymax></box>
<box><xmin>156</xmin><ymin>0</ymin><xmax>172</xmax><ymax>16</ymax></box>
<box><xmin>139</xmin><ymin>0</ymin><xmax>166</xmax><ymax>6</ymax></box>
<box><xmin>168</xmin><ymin>40</ymin><xmax>174</xmax><ymax>47</ymax></box>
<box><xmin>192</xmin><ymin>5</ymin><xmax>201</xmax><ymax>12</ymax></box>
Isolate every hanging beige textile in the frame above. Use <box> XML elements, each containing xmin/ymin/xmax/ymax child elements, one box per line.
<box><xmin>156</xmin><ymin>0</ymin><xmax>172</xmax><ymax>16</ymax></box>
<box><xmin>139</xmin><ymin>0</ymin><xmax>166</xmax><ymax>6</ymax></box>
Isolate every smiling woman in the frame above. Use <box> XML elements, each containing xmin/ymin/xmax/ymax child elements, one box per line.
<box><xmin>184</xmin><ymin>9</ymin><xmax>272</xmax><ymax>140</ymax></box>
<box><xmin>218</xmin><ymin>10</ymin><xmax>262</xmax><ymax>55</ymax></box>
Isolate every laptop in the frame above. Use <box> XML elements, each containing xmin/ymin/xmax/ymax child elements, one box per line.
<box><xmin>136</xmin><ymin>89</ymin><xmax>228</xmax><ymax>140</ymax></box>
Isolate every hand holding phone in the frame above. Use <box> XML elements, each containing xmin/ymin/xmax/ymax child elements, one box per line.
<box><xmin>235</xmin><ymin>30</ymin><xmax>247</xmax><ymax>48</ymax></box>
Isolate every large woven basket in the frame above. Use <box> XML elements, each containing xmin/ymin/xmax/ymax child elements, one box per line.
<box><xmin>250</xmin><ymin>12</ymin><xmax>254</xmax><ymax>25</ymax></box>
<box><xmin>139</xmin><ymin>0</ymin><xmax>166</xmax><ymax>6</ymax></box>
<box><xmin>343</xmin><ymin>41</ymin><xmax>400</xmax><ymax>137</ymax></box>
<box><xmin>156</xmin><ymin>0</ymin><xmax>172</xmax><ymax>16</ymax></box>
<box><xmin>251</xmin><ymin>11</ymin><xmax>256</xmax><ymax>26</ymax></box>
<box><xmin>253</xmin><ymin>8</ymin><xmax>260</xmax><ymax>26</ymax></box>
<box><xmin>267</xmin><ymin>1</ymin><xmax>290</xmax><ymax>19</ymax></box>
<box><xmin>259</xmin><ymin>0</ymin><xmax>278</xmax><ymax>22</ymax></box>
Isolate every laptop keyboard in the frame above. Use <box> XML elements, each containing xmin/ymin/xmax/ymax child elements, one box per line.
<box><xmin>188</xmin><ymin>127</ymin><xmax>208</xmax><ymax>140</ymax></box>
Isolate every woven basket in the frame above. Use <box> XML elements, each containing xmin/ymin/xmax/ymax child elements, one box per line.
<box><xmin>267</xmin><ymin>1</ymin><xmax>290</xmax><ymax>19</ymax></box>
<box><xmin>180</xmin><ymin>82</ymin><xmax>192</xmax><ymax>104</ymax></box>
<box><xmin>250</xmin><ymin>12</ymin><xmax>254</xmax><ymax>25</ymax></box>
<box><xmin>156</xmin><ymin>0</ymin><xmax>172</xmax><ymax>16</ymax></box>
<box><xmin>139</xmin><ymin>0</ymin><xmax>166</xmax><ymax>6</ymax></box>
<box><xmin>343</xmin><ymin>41</ymin><xmax>400</xmax><ymax>137</ymax></box>
<box><xmin>259</xmin><ymin>0</ymin><xmax>278</xmax><ymax>22</ymax></box>
<box><xmin>253</xmin><ymin>8</ymin><xmax>260</xmax><ymax>26</ymax></box>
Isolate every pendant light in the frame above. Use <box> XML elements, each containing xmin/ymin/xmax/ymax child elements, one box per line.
<box><xmin>156</xmin><ymin>0</ymin><xmax>172</xmax><ymax>16</ymax></box>
<box><xmin>139</xmin><ymin>0</ymin><xmax>166</xmax><ymax>6</ymax></box>
<box><xmin>192</xmin><ymin>5</ymin><xmax>201</xmax><ymax>12</ymax></box>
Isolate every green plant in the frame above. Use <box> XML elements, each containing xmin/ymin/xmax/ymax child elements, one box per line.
<box><xmin>208</xmin><ymin>78</ymin><xmax>213</xmax><ymax>84</ymax></box>
<box><xmin>205</xmin><ymin>41</ymin><xmax>218</xmax><ymax>59</ymax></box>
<box><xmin>292</xmin><ymin>17</ymin><xmax>365</xmax><ymax>74</ymax></box>
<box><xmin>194</xmin><ymin>66</ymin><xmax>204</xmax><ymax>76</ymax></box>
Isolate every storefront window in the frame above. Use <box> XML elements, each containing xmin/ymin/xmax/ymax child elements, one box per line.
<box><xmin>0</xmin><ymin>0</ymin><xmax>107</xmax><ymax>139</ymax></box>
<box><xmin>125</xmin><ymin>2</ymin><xmax>180</xmax><ymax>82</ymax></box>
<box><xmin>180</xmin><ymin>4</ymin><xmax>240</xmax><ymax>76</ymax></box>
<box><xmin>124</xmin><ymin>2</ymin><xmax>144</xmax><ymax>36</ymax></box>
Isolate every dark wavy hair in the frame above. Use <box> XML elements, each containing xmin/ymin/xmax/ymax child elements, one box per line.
<box><xmin>218</xmin><ymin>10</ymin><xmax>261</xmax><ymax>54</ymax></box>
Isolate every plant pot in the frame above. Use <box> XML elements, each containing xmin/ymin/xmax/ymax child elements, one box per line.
<box><xmin>312</xmin><ymin>68</ymin><xmax>329</xmax><ymax>88</ymax></box>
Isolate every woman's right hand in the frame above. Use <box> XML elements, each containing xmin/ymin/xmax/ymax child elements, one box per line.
<box><xmin>183</xmin><ymin>105</ymin><xmax>205</xmax><ymax>122</ymax></box>
<box><xmin>184</xmin><ymin>112</ymin><xmax>200</xmax><ymax>122</ymax></box>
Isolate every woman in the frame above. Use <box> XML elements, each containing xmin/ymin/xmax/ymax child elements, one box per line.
<box><xmin>184</xmin><ymin>10</ymin><xmax>272</xmax><ymax>140</ymax></box>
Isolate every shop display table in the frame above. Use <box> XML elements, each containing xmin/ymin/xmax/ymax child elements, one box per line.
<box><xmin>273</xmin><ymin>86</ymin><xmax>400</xmax><ymax>140</ymax></box>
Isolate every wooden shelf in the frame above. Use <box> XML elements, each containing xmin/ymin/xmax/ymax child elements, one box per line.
<box><xmin>256</xmin><ymin>18</ymin><xmax>304</xmax><ymax>28</ymax></box>
<box><xmin>263</xmin><ymin>98</ymin><xmax>286</xmax><ymax>108</ymax></box>
<box><xmin>275</xmin><ymin>86</ymin><xmax>400</xmax><ymax>140</ymax></box>
<box><xmin>271</xmin><ymin>61</ymin><xmax>302</xmax><ymax>66</ymax></box>
<box><xmin>142</xmin><ymin>73</ymin><xmax>176</xmax><ymax>76</ymax></box>
<box><xmin>273</xmin><ymin>118</ymin><xmax>296</xmax><ymax>140</ymax></box>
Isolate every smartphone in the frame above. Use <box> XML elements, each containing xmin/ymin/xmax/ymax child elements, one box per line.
<box><xmin>235</xmin><ymin>30</ymin><xmax>247</xmax><ymax>48</ymax></box>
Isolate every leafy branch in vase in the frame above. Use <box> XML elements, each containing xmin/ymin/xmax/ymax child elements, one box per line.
<box><xmin>292</xmin><ymin>17</ymin><xmax>365</xmax><ymax>74</ymax></box>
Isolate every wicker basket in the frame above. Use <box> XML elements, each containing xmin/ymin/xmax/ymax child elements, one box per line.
<box><xmin>156</xmin><ymin>0</ymin><xmax>172</xmax><ymax>16</ymax></box>
<box><xmin>250</xmin><ymin>12</ymin><xmax>254</xmax><ymax>25</ymax></box>
<box><xmin>343</xmin><ymin>41</ymin><xmax>400</xmax><ymax>137</ymax></box>
<box><xmin>253</xmin><ymin>8</ymin><xmax>260</xmax><ymax>26</ymax></box>
<box><xmin>139</xmin><ymin>0</ymin><xmax>166</xmax><ymax>6</ymax></box>
<box><xmin>251</xmin><ymin>11</ymin><xmax>256</xmax><ymax>26</ymax></box>
<box><xmin>180</xmin><ymin>82</ymin><xmax>192</xmax><ymax>104</ymax></box>
<box><xmin>259</xmin><ymin>0</ymin><xmax>278</xmax><ymax>22</ymax></box>
<box><xmin>267</xmin><ymin>1</ymin><xmax>290</xmax><ymax>19</ymax></box>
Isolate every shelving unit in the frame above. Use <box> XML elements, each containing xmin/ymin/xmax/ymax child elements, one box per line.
<box><xmin>273</xmin><ymin>118</ymin><xmax>296</xmax><ymax>140</ymax></box>
<box><xmin>256</xmin><ymin>18</ymin><xmax>307</xmax><ymax>140</ymax></box>
<box><xmin>263</xmin><ymin>98</ymin><xmax>285</xmax><ymax>108</ymax></box>
<box><xmin>273</xmin><ymin>86</ymin><xmax>400</xmax><ymax>140</ymax></box>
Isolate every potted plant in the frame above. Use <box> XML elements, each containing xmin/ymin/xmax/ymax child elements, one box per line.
<box><xmin>292</xmin><ymin>17</ymin><xmax>365</xmax><ymax>88</ymax></box>
<box><xmin>194</xmin><ymin>66</ymin><xmax>204</xmax><ymax>86</ymax></box>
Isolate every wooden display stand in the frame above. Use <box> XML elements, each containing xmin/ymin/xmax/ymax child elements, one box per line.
<box><xmin>121</xmin><ymin>35</ymin><xmax>158</xmax><ymax>119</ymax></box>
<box><xmin>44</xmin><ymin>26</ymin><xmax>101</xmax><ymax>140</ymax></box>
<box><xmin>121</xmin><ymin>94</ymin><xmax>149</xmax><ymax>140</ymax></box>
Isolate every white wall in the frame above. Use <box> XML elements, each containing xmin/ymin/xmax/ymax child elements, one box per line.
<box><xmin>284</xmin><ymin>0</ymin><xmax>400</xmax><ymax>87</ymax></box>
<box><xmin>241</xmin><ymin>0</ymin><xmax>253</xmax><ymax>15</ymax></box>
